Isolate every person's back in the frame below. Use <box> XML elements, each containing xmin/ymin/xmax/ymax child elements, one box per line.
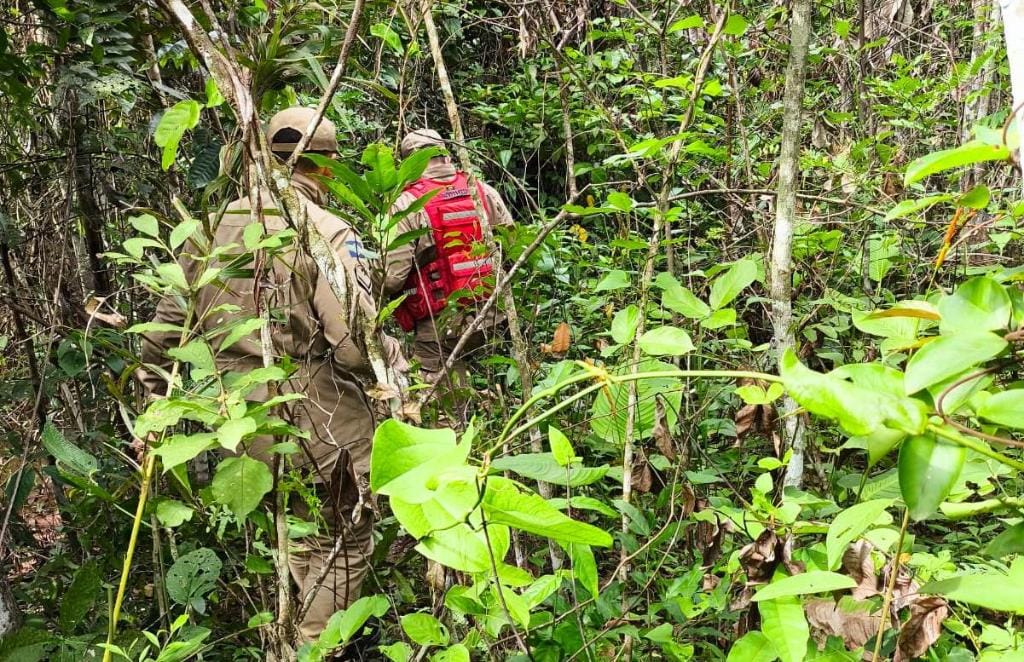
<box><xmin>383</xmin><ymin>129</ymin><xmax>513</xmax><ymax>384</ymax></box>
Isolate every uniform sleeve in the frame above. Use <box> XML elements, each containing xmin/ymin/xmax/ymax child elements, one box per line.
<box><xmin>382</xmin><ymin>193</ymin><xmax>422</xmax><ymax>296</ymax></box>
<box><xmin>138</xmin><ymin>293</ymin><xmax>186</xmax><ymax>398</ymax></box>
<box><xmin>312</xmin><ymin>223</ymin><xmax>379</xmax><ymax>375</ymax></box>
<box><xmin>482</xmin><ymin>182</ymin><xmax>514</xmax><ymax>227</ymax></box>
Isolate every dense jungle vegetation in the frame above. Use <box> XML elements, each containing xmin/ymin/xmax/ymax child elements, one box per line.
<box><xmin>2</xmin><ymin>0</ymin><xmax>1024</xmax><ymax>659</ymax></box>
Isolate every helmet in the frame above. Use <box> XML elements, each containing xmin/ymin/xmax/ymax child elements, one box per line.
<box><xmin>267</xmin><ymin>107</ymin><xmax>338</xmax><ymax>154</ymax></box>
<box><xmin>400</xmin><ymin>128</ymin><xmax>445</xmax><ymax>157</ymax></box>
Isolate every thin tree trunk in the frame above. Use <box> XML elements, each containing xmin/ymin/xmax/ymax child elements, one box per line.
<box><xmin>773</xmin><ymin>0</ymin><xmax>813</xmax><ymax>489</ymax></box>
<box><xmin>1002</xmin><ymin>0</ymin><xmax>1024</xmax><ymax>196</ymax></box>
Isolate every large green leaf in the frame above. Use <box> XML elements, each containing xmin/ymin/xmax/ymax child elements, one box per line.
<box><xmin>904</xmin><ymin>140</ymin><xmax>1010</xmax><ymax>185</ymax></box>
<box><xmin>922</xmin><ymin>558</ymin><xmax>1024</xmax><ymax>613</ymax></box>
<box><xmin>482</xmin><ymin>476</ymin><xmax>612</xmax><ymax>547</ymax></box>
<box><xmin>825</xmin><ymin>499</ymin><xmax>893</xmax><ymax>570</ymax></box>
<box><xmin>882</xmin><ymin>194</ymin><xmax>954</xmax><ymax>221</ymax></box>
<box><xmin>984</xmin><ymin>522</ymin><xmax>1024</xmax><ymax>559</ymax></box>
<box><xmin>938</xmin><ymin>277</ymin><xmax>1010</xmax><ymax>334</ymax></box>
<box><xmin>155</xmin><ymin>100</ymin><xmax>202</xmax><ymax>170</ymax></box>
<box><xmin>591</xmin><ymin>359</ymin><xmax>682</xmax><ymax>443</ymax></box>
<box><xmin>758</xmin><ymin>596</ymin><xmax>808</xmax><ymax>662</ymax></box>
<box><xmin>361</xmin><ymin>143</ymin><xmax>398</xmax><ymax>192</ymax></box>
<box><xmin>211</xmin><ymin>455</ymin><xmax>273</xmax><ymax>519</ymax></box>
<box><xmin>752</xmin><ymin>571</ymin><xmax>857</xmax><ymax>602</ymax></box>
<box><xmin>401</xmin><ymin>613</ymin><xmax>448</xmax><ymax>646</ymax></box>
<box><xmin>780</xmin><ymin>350</ymin><xmax>926</xmax><ymax>437</ymax></box>
<box><xmin>903</xmin><ymin>332</ymin><xmax>1006</xmax><ymax>394</ymax></box>
<box><xmin>709</xmin><ymin>258</ymin><xmax>757</xmax><ymax>310</ymax></box>
<box><xmin>655</xmin><ymin>272</ymin><xmax>710</xmax><ymax>318</ymax></box>
<box><xmin>370</xmin><ymin>420</ymin><xmax>472</xmax><ymax>503</ymax></box>
<box><xmin>166</xmin><ymin>547</ymin><xmax>221</xmax><ymax>613</ymax></box>
<box><xmin>611</xmin><ymin>305</ymin><xmax>641</xmax><ymax>344</ymax></box>
<box><xmin>416</xmin><ymin>521</ymin><xmax>509</xmax><ymax>573</ymax></box>
<box><xmin>320</xmin><ymin>595</ymin><xmax>390</xmax><ymax>649</ymax></box>
<box><xmin>638</xmin><ymin>326</ymin><xmax>695</xmax><ymax>356</ymax></box>
<box><xmin>390</xmin><ymin>473</ymin><xmax>479</xmax><ymax>538</ymax></box>
<box><xmin>58</xmin><ymin>561</ymin><xmax>100</xmax><ymax>634</ymax></box>
<box><xmin>727</xmin><ymin>631</ymin><xmax>778</xmax><ymax>662</ymax></box>
<box><xmin>976</xmin><ymin>390</ymin><xmax>1024</xmax><ymax>429</ymax></box>
<box><xmin>42</xmin><ymin>421</ymin><xmax>98</xmax><ymax>477</ymax></box>
<box><xmin>490</xmin><ymin>453</ymin><xmax>607</xmax><ymax>487</ymax></box>
<box><xmin>898</xmin><ymin>434</ymin><xmax>966</xmax><ymax>521</ymax></box>
<box><xmin>153</xmin><ymin>433</ymin><xmax>218</xmax><ymax>472</ymax></box>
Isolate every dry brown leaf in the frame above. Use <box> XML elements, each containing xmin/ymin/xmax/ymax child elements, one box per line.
<box><xmin>805</xmin><ymin>597</ymin><xmax>883</xmax><ymax>651</ymax></box>
<box><xmin>781</xmin><ymin>534</ymin><xmax>806</xmax><ymax>576</ymax></box>
<box><xmin>738</xmin><ymin>529</ymin><xmax>779</xmax><ymax>584</ymax></box>
<box><xmin>84</xmin><ymin>297</ymin><xmax>126</xmax><ymax>328</ymax></box>
<box><xmin>653</xmin><ymin>397</ymin><xmax>677</xmax><ymax>461</ymax></box>
<box><xmin>550</xmin><ymin>322</ymin><xmax>571</xmax><ymax>353</ymax></box>
<box><xmin>894</xmin><ymin>596</ymin><xmax>949</xmax><ymax>662</ymax></box>
<box><xmin>734</xmin><ymin>403</ymin><xmax>758</xmax><ymax>441</ymax></box>
<box><xmin>843</xmin><ymin>541</ymin><xmax>881</xmax><ymax>600</ymax></box>
<box><xmin>630</xmin><ymin>460</ymin><xmax>654</xmax><ymax>494</ymax></box>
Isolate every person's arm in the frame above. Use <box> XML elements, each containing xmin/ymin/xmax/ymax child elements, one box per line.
<box><xmin>313</xmin><ymin>220</ymin><xmax>407</xmax><ymax>374</ymax></box>
<box><xmin>481</xmin><ymin>182</ymin><xmax>514</xmax><ymax>227</ymax></box>
<box><xmin>381</xmin><ymin>192</ymin><xmax>422</xmax><ymax>296</ymax></box>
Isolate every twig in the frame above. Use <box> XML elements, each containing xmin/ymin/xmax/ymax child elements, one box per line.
<box><xmin>872</xmin><ymin>508</ymin><xmax>910</xmax><ymax>661</ymax></box>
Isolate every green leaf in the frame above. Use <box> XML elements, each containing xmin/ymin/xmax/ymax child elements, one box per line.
<box><xmin>155</xmin><ymin>100</ymin><xmax>202</xmax><ymax>170</ymax></box>
<box><xmin>490</xmin><ymin>453</ymin><xmax>608</xmax><ymax>487</ymax></box>
<box><xmin>370</xmin><ymin>22</ymin><xmax>404</xmax><ymax>55</ymax></box>
<box><xmin>957</xmin><ymin>184</ymin><xmax>990</xmax><ymax>209</ymax></box>
<box><xmin>204</xmin><ymin>77</ymin><xmax>224</xmax><ymax>107</ymax></box>
<box><xmin>709</xmin><ymin>258</ymin><xmax>757</xmax><ymax>310</ymax></box>
<box><xmin>611</xmin><ymin>305</ymin><xmax>640</xmax><ymax>344</ymax></box>
<box><xmin>904</xmin><ymin>332</ymin><xmax>1006</xmax><ymax>394</ymax></box>
<box><xmin>753</xmin><ymin>571</ymin><xmax>857</xmax><ymax>602</ymax></box>
<box><xmin>898</xmin><ymin>434</ymin><xmax>966</xmax><ymax>521</ymax></box>
<box><xmin>59</xmin><ymin>561</ymin><xmax>100</xmax><ymax>634</ymax></box>
<box><xmin>727</xmin><ymin>631</ymin><xmax>778</xmax><ymax>662</ymax></box>
<box><xmin>218</xmin><ymin>317</ymin><xmax>265</xmax><ymax>352</ymax></box>
<box><xmin>169</xmin><ymin>218</ymin><xmax>200</xmax><ymax>250</ymax></box>
<box><xmin>431</xmin><ymin>644</ymin><xmax>470</xmax><ymax>662</ymax></box>
<box><xmin>130</xmin><ymin>213</ymin><xmax>161</xmax><ymax>238</ymax></box>
<box><xmin>417</xmin><ymin>521</ymin><xmax>508</xmax><ymax>573</ymax></box>
<box><xmin>153</xmin><ymin>433</ymin><xmax>218</xmax><ymax>472</ymax></box>
<box><xmin>549</xmin><ymin>426</ymin><xmax>577</xmax><ymax>467</ymax></box>
<box><xmin>883</xmin><ymin>194</ymin><xmax>954</xmax><ymax>221</ymax></box>
<box><xmin>938</xmin><ymin>277</ymin><xmax>1010</xmax><ymax>334</ymax></box>
<box><xmin>211</xmin><ymin>455</ymin><xmax>273</xmax><ymax>519</ymax></box>
<box><xmin>166</xmin><ymin>548</ymin><xmax>221</xmax><ymax>613</ymax></box>
<box><xmin>156</xmin><ymin>499</ymin><xmax>194</xmax><ymax>527</ymax></box>
<box><xmin>921</xmin><ymin>558</ymin><xmax>1024</xmax><ymax>613</ymax></box>
<box><xmin>370</xmin><ymin>420</ymin><xmax>471</xmax><ymax>503</ymax></box>
<box><xmin>217</xmin><ymin>417</ymin><xmax>258</xmax><ymax>452</ymax></box>
<box><xmin>781</xmin><ymin>350</ymin><xmax>926</xmax><ymax>437</ymax></box>
<box><xmin>723</xmin><ymin>13</ymin><xmax>749</xmax><ymax>36</ymax></box>
<box><xmin>591</xmin><ymin>359</ymin><xmax>683</xmax><ymax>443</ymax></box>
<box><xmin>483</xmin><ymin>476</ymin><xmax>613</xmax><ymax>547</ymax></box>
<box><xmin>595</xmin><ymin>269</ymin><xmax>630</xmax><ymax>291</ymax></box>
<box><xmin>401</xmin><ymin>613</ymin><xmax>448</xmax><ymax>647</ymax></box>
<box><xmin>985</xmin><ymin>522</ymin><xmax>1024</xmax><ymax>559</ymax></box>
<box><xmin>606</xmin><ymin>191</ymin><xmax>633</xmax><ymax>211</ymax></box>
<box><xmin>669</xmin><ymin>14</ymin><xmax>704</xmax><ymax>31</ymax></box>
<box><xmin>156</xmin><ymin>262</ymin><xmax>190</xmax><ymax>292</ymax></box>
<box><xmin>167</xmin><ymin>339</ymin><xmax>215</xmax><ymax>372</ymax></box>
<box><xmin>569</xmin><ymin>543</ymin><xmax>599</xmax><ymax>596</ymax></box>
<box><xmin>825</xmin><ymin>499</ymin><xmax>893</xmax><ymax>570</ymax></box>
<box><xmin>380</xmin><ymin>642</ymin><xmax>414</xmax><ymax>662</ymax></box>
<box><xmin>702</xmin><ymin>308</ymin><xmax>737</xmax><ymax>329</ymax></box>
<box><xmin>361</xmin><ymin>143</ymin><xmax>398</xmax><ymax>192</ymax></box>
<box><xmin>638</xmin><ymin>326</ymin><xmax>695</xmax><ymax>356</ymax></box>
<box><xmin>904</xmin><ymin>140</ymin><xmax>1011</xmax><ymax>185</ymax></box>
<box><xmin>42</xmin><ymin>421</ymin><xmax>98</xmax><ymax>477</ymax></box>
<box><xmin>656</xmin><ymin>272</ymin><xmax>711</xmax><ymax>319</ymax></box>
<box><xmin>320</xmin><ymin>595</ymin><xmax>390</xmax><ymax>648</ymax></box>
<box><xmin>976</xmin><ymin>390</ymin><xmax>1024</xmax><ymax>429</ymax></box>
<box><xmin>758</xmin><ymin>596</ymin><xmax>808</xmax><ymax>662</ymax></box>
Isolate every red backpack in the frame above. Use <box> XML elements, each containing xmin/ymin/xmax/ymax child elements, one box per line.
<box><xmin>393</xmin><ymin>172</ymin><xmax>495</xmax><ymax>332</ymax></box>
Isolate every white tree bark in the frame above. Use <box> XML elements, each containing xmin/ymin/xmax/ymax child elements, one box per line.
<box><xmin>1002</xmin><ymin>0</ymin><xmax>1024</xmax><ymax>196</ymax></box>
<box><xmin>773</xmin><ymin>0</ymin><xmax>813</xmax><ymax>488</ymax></box>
